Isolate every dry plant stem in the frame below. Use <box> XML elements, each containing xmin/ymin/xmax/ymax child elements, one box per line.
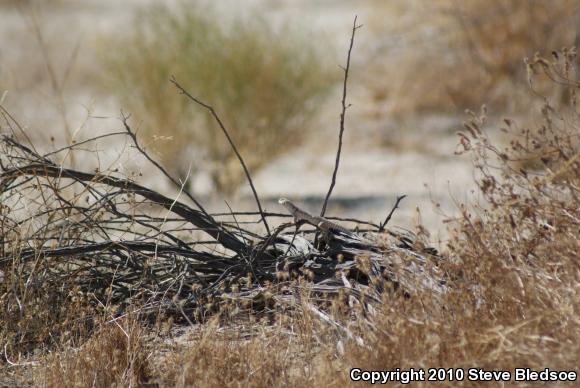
<box><xmin>379</xmin><ymin>195</ymin><xmax>407</xmax><ymax>231</ymax></box>
<box><xmin>43</xmin><ymin>131</ymin><xmax>128</xmax><ymax>158</ymax></box>
<box><xmin>320</xmin><ymin>16</ymin><xmax>361</xmax><ymax>218</ymax></box>
<box><xmin>170</xmin><ymin>77</ymin><xmax>271</xmax><ymax>236</ymax></box>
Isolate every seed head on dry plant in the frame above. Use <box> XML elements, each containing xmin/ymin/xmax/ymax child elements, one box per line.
<box><xmin>450</xmin><ymin>47</ymin><xmax>579</xmax><ymax>320</ymax></box>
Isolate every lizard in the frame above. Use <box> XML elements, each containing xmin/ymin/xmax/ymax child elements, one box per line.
<box><xmin>278</xmin><ymin>197</ymin><xmax>352</xmax><ymax>235</ymax></box>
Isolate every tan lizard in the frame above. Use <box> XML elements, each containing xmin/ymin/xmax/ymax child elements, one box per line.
<box><xmin>278</xmin><ymin>198</ymin><xmax>351</xmax><ymax>234</ymax></box>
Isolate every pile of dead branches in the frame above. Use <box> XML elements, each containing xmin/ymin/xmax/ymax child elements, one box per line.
<box><xmin>0</xmin><ymin>128</ymin><xmax>444</xmax><ymax>316</ymax></box>
<box><xmin>0</xmin><ymin>18</ymin><xmax>445</xmax><ymax>323</ymax></box>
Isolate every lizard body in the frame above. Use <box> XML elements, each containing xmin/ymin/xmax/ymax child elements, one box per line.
<box><xmin>278</xmin><ymin>198</ymin><xmax>351</xmax><ymax>234</ymax></box>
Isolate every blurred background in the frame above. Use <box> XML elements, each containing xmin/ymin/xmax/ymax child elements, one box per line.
<box><xmin>1</xmin><ymin>0</ymin><xmax>578</xmax><ymax>241</ymax></box>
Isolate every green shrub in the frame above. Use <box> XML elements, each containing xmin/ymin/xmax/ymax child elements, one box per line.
<box><xmin>102</xmin><ymin>1</ymin><xmax>336</xmax><ymax>192</ymax></box>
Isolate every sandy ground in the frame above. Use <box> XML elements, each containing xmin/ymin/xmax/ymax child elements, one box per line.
<box><xmin>0</xmin><ymin>0</ymin><xmax>479</xmax><ymax>246</ymax></box>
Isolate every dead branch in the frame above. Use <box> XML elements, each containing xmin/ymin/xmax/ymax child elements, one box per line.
<box><xmin>379</xmin><ymin>195</ymin><xmax>407</xmax><ymax>231</ymax></box>
<box><xmin>170</xmin><ymin>77</ymin><xmax>271</xmax><ymax>236</ymax></box>
<box><xmin>320</xmin><ymin>16</ymin><xmax>362</xmax><ymax>218</ymax></box>
<box><xmin>0</xmin><ymin>162</ymin><xmax>250</xmax><ymax>254</ymax></box>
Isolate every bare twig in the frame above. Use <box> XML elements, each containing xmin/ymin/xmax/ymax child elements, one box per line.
<box><xmin>379</xmin><ymin>195</ymin><xmax>407</xmax><ymax>231</ymax></box>
<box><xmin>320</xmin><ymin>16</ymin><xmax>361</xmax><ymax>218</ymax></box>
<box><xmin>43</xmin><ymin>131</ymin><xmax>128</xmax><ymax>158</ymax></box>
<box><xmin>170</xmin><ymin>77</ymin><xmax>271</xmax><ymax>236</ymax></box>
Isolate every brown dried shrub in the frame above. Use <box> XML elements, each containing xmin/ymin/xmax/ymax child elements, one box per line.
<box><xmin>335</xmin><ymin>48</ymin><xmax>579</xmax><ymax>378</ymax></box>
<box><xmin>370</xmin><ymin>0</ymin><xmax>580</xmax><ymax>116</ymax></box>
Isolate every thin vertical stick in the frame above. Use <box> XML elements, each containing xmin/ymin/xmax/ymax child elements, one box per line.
<box><xmin>320</xmin><ymin>16</ymin><xmax>361</xmax><ymax>218</ymax></box>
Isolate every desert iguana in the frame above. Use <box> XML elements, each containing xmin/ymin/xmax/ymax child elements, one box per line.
<box><xmin>278</xmin><ymin>198</ymin><xmax>352</xmax><ymax>235</ymax></box>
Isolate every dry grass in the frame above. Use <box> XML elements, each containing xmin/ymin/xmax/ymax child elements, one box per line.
<box><xmin>38</xmin><ymin>314</ymin><xmax>151</xmax><ymax>387</ymax></box>
<box><xmin>101</xmin><ymin>1</ymin><xmax>336</xmax><ymax>193</ymax></box>
<box><xmin>162</xmin><ymin>324</ymin><xmax>315</xmax><ymax>387</ymax></box>
<box><xmin>337</xmin><ymin>71</ymin><xmax>579</xmax><ymax>374</ymax></box>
